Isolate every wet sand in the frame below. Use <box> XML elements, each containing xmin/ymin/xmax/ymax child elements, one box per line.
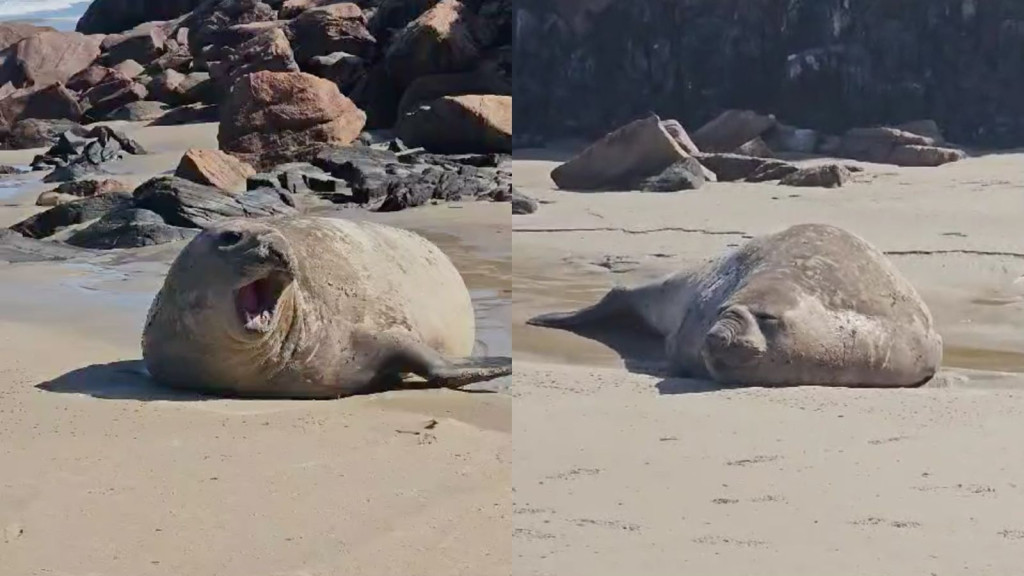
<box><xmin>510</xmin><ymin>147</ymin><xmax>1024</xmax><ymax>575</ymax></box>
<box><xmin>0</xmin><ymin>122</ymin><xmax>511</xmax><ymax>575</ymax></box>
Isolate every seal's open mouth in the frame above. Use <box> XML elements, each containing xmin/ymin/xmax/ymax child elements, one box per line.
<box><xmin>235</xmin><ymin>272</ymin><xmax>291</xmax><ymax>333</ymax></box>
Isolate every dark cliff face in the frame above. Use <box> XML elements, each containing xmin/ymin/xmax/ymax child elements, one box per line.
<box><xmin>516</xmin><ymin>0</ymin><xmax>1024</xmax><ymax>148</ymax></box>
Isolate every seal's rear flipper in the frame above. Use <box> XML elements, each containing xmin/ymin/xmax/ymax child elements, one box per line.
<box><xmin>422</xmin><ymin>356</ymin><xmax>512</xmax><ymax>389</ymax></box>
<box><xmin>527</xmin><ymin>287</ymin><xmax>631</xmax><ymax>330</ymax></box>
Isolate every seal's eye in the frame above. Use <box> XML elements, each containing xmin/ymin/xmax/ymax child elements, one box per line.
<box><xmin>218</xmin><ymin>230</ymin><xmax>244</xmax><ymax>247</ymax></box>
<box><xmin>753</xmin><ymin>312</ymin><xmax>781</xmax><ymax>325</ymax></box>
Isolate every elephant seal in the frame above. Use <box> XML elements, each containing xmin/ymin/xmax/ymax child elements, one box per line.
<box><xmin>142</xmin><ymin>216</ymin><xmax>511</xmax><ymax>398</ymax></box>
<box><xmin>529</xmin><ymin>223</ymin><xmax>942</xmax><ymax>387</ymax></box>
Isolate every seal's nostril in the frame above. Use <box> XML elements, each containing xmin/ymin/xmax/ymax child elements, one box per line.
<box><xmin>706</xmin><ymin>328</ymin><xmax>731</xmax><ymax>349</ymax></box>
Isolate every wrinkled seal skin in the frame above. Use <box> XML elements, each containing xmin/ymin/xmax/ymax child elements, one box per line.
<box><xmin>529</xmin><ymin>224</ymin><xmax>943</xmax><ymax>387</ymax></box>
<box><xmin>142</xmin><ymin>216</ymin><xmax>511</xmax><ymax>398</ymax></box>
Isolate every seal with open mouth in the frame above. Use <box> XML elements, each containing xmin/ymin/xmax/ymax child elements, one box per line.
<box><xmin>528</xmin><ymin>223</ymin><xmax>942</xmax><ymax>388</ymax></box>
<box><xmin>141</xmin><ymin>216</ymin><xmax>510</xmax><ymax>398</ymax></box>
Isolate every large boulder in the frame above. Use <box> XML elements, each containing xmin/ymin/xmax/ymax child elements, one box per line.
<box><xmin>0</xmin><ymin>31</ymin><xmax>104</xmax><ymax>89</ymax></box>
<box><xmin>0</xmin><ymin>23</ymin><xmax>53</xmax><ymax>52</ymax></box>
<box><xmin>694</xmin><ymin>153</ymin><xmax>797</xmax><ymax>183</ymax></box>
<box><xmin>67</xmin><ymin>208</ymin><xmax>199</xmax><ymax>249</ymax></box>
<box><xmin>306</xmin><ymin>51</ymin><xmax>366</xmax><ymax>93</ymax></box>
<box><xmin>637</xmin><ymin>157</ymin><xmax>706</xmax><ymax>192</ymax></box>
<box><xmin>147</xmin><ymin>70</ymin><xmax>216</xmax><ymax>106</ymax></box>
<box><xmin>100</xmin><ymin>24</ymin><xmax>168</xmax><ymax>67</ymax></box>
<box><xmin>66</xmin><ymin>66</ymin><xmax>121</xmax><ymax>93</ymax></box>
<box><xmin>9</xmin><ymin>192</ymin><xmax>134</xmax><ymax>239</ymax></box>
<box><xmin>888</xmin><ymin>145</ymin><xmax>966</xmax><ymax>167</ymax></box>
<box><xmin>218</xmin><ymin>71</ymin><xmax>366</xmax><ymax>171</ymax></box>
<box><xmin>208</xmin><ymin>27</ymin><xmax>299</xmax><ymax>91</ymax></box>
<box><xmin>175</xmin><ymin>148</ymin><xmax>256</xmax><ymax>192</ymax></box>
<box><xmin>779</xmin><ymin>164</ymin><xmax>851</xmax><ymax>188</ymax></box>
<box><xmin>76</xmin><ymin>0</ymin><xmax>207</xmax><ymax>35</ymax></box>
<box><xmin>396</xmin><ymin>94</ymin><xmax>511</xmax><ymax>154</ymax></box>
<box><xmin>692</xmin><ymin>110</ymin><xmax>777</xmax><ymax>154</ymax></box>
<box><xmin>81</xmin><ymin>81</ymin><xmax>149</xmax><ymax>123</ymax></box>
<box><xmin>133</xmin><ymin>176</ymin><xmax>297</xmax><ymax>228</ymax></box>
<box><xmin>287</xmin><ymin>3</ymin><xmax>376</xmax><ymax>64</ymax></box>
<box><xmin>384</xmin><ymin>0</ymin><xmax>480</xmax><ymax>88</ymax></box>
<box><xmin>395</xmin><ymin>68</ymin><xmax>511</xmax><ymax>118</ymax></box>
<box><xmin>0</xmin><ymin>83</ymin><xmax>83</xmax><ymax>124</ymax></box>
<box><xmin>838</xmin><ymin>127</ymin><xmax>935</xmax><ymax>163</ymax></box>
<box><xmin>551</xmin><ymin>114</ymin><xmax>689</xmax><ymax>191</ymax></box>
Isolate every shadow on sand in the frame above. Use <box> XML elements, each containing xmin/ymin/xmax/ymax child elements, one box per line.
<box><xmin>37</xmin><ymin>360</ymin><xmax>212</xmax><ymax>402</ymax></box>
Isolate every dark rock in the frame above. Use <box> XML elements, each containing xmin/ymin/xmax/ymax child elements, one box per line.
<box><xmin>9</xmin><ymin>192</ymin><xmax>134</xmax><ymax>239</ymax></box>
<box><xmin>132</xmin><ymin>176</ymin><xmax>297</xmax><ymax>228</ymax></box>
<box><xmin>0</xmin><ymin>83</ymin><xmax>84</xmax><ymax>124</ymax></box>
<box><xmin>67</xmin><ymin>208</ymin><xmax>199</xmax><ymax>249</ymax></box>
<box><xmin>779</xmin><ymin>164</ymin><xmax>852</xmax><ymax>188</ymax></box>
<box><xmin>693</xmin><ymin>110</ymin><xmax>777</xmax><ymax>154</ymax></box>
<box><xmin>148</xmin><ymin>70</ymin><xmax>216</xmax><ymax>106</ymax></box>
<box><xmin>76</xmin><ymin>0</ymin><xmax>206</xmax><ymax>35</ymax></box>
<box><xmin>313</xmin><ymin>146</ymin><xmax>400</xmax><ymax>203</ymax></box>
<box><xmin>745</xmin><ymin>162</ymin><xmax>800</xmax><ymax>183</ymax></box>
<box><xmin>395</xmin><ymin>68</ymin><xmax>511</xmax><ymax>118</ymax></box>
<box><xmin>66</xmin><ymin>65</ymin><xmax>119</xmax><ymax>92</ymax></box>
<box><xmin>384</xmin><ymin>0</ymin><xmax>479</xmax><ymax>88</ymax></box>
<box><xmin>208</xmin><ymin>27</ymin><xmax>300</xmax><ymax>91</ymax></box>
<box><xmin>734</xmin><ymin>137</ymin><xmax>774</xmax><ymax>159</ymax></box>
<box><xmin>490</xmin><ymin>186</ymin><xmax>538</xmax><ymax>215</ymax></box>
<box><xmin>765</xmin><ymin>124</ymin><xmax>819</xmax><ymax>154</ymax></box>
<box><xmin>307</xmin><ymin>52</ymin><xmax>366</xmax><ymax>93</ymax></box>
<box><xmin>42</xmin><ymin>162</ymin><xmax>114</xmax><ymax>183</ymax></box>
<box><xmin>52</xmin><ymin>179</ymin><xmax>131</xmax><ymax>198</ymax></box>
<box><xmin>37</xmin><ymin>126</ymin><xmax>146</xmax><ymax>182</ymax></box>
<box><xmin>349</xmin><ymin>64</ymin><xmax>403</xmax><ymax>129</ymax></box>
<box><xmin>694</xmin><ymin>153</ymin><xmax>796</xmax><ymax>183</ymax></box>
<box><xmin>151</xmin><ymin>104</ymin><xmax>220</xmax><ymax>126</ymax></box>
<box><xmin>81</xmin><ymin>82</ymin><xmax>148</xmax><ymax>123</ymax></box>
<box><xmin>637</xmin><ymin>157</ymin><xmax>706</xmax><ymax>192</ymax></box>
<box><xmin>287</xmin><ymin>4</ymin><xmax>376</xmax><ymax>64</ymax></box>
<box><xmin>101</xmin><ymin>26</ymin><xmax>167</xmax><ymax>67</ymax></box>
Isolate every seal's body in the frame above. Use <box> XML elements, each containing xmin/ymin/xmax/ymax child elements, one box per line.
<box><xmin>529</xmin><ymin>224</ymin><xmax>942</xmax><ymax>387</ymax></box>
<box><xmin>143</xmin><ymin>216</ymin><xmax>509</xmax><ymax>398</ymax></box>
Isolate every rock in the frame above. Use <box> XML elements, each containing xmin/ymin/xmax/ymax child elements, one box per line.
<box><xmin>175</xmin><ymin>148</ymin><xmax>256</xmax><ymax>192</ymax></box>
<box><xmin>152</xmin><ymin>104</ymin><xmax>220</xmax><ymax>126</ymax></box>
<box><xmin>659</xmin><ymin>119</ymin><xmax>699</xmax><ymax>155</ymax></box>
<box><xmin>745</xmin><ymin>162</ymin><xmax>800</xmax><ymax>183</ymax></box>
<box><xmin>101</xmin><ymin>26</ymin><xmax>167</xmax><ymax>67</ymax></box>
<box><xmin>637</xmin><ymin>156</ymin><xmax>706</xmax><ymax>192</ymax></box>
<box><xmin>895</xmin><ymin>120</ymin><xmax>945</xmax><ymax>145</ymax></box>
<box><xmin>888</xmin><ymin>145</ymin><xmax>966</xmax><ymax>167</ymax></box>
<box><xmin>694</xmin><ymin>153</ymin><xmax>796</xmax><ymax>182</ymax></box>
<box><xmin>0</xmin><ymin>119</ymin><xmax>85</xmax><ymax>150</ymax></box>
<box><xmin>35</xmin><ymin>191</ymin><xmax>79</xmax><ymax>206</ymax></box>
<box><xmin>209</xmin><ymin>27</ymin><xmax>300</xmax><ymax>92</ymax></box>
<box><xmin>551</xmin><ymin>114</ymin><xmax>688</xmax><ymax>191</ymax></box>
<box><xmin>219</xmin><ymin>71</ymin><xmax>366</xmax><ymax>171</ymax></box>
<box><xmin>0</xmin><ymin>83</ymin><xmax>83</xmax><ymax>124</ymax></box>
<box><xmin>287</xmin><ymin>3</ymin><xmax>376</xmax><ymax>64</ymax></box>
<box><xmin>148</xmin><ymin>70</ymin><xmax>216</xmax><ymax>106</ymax></box>
<box><xmin>107</xmin><ymin>100</ymin><xmax>169</xmax><ymax>121</ymax></box>
<box><xmin>734</xmin><ymin>137</ymin><xmax>774</xmax><ymax>158</ymax></box>
<box><xmin>112</xmin><ymin>59</ymin><xmax>146</xmax><ymax>80</ymax></box>
<box><xmin>0</xmin><ymin>23</ymin><xmax>53</xmax><ymax>52</ymax></box>
<box><xmin>0</xmin><ymin>31</ymin><xmax>103</xmax><ymax>89</ymax></box>
<box><xmin>76</xmin><ymin>0</ymin><xmax>207</xmax><ymax>35</ymax></box>
<box><xmin>384</xmin><ymin>0</ymin><xmax>480</xmax><ymax>88</ymax></box>
<box><xmin>9</xmin><ymin>192</ymin><xmax>134</xmax><ymax>239</ymax></box>
<box><xmin>280</xmin><ymin>0</ymin><xmax>343</xmax><ymax>19</ymax></box>
<box><xmin>779</xmin><ymin>164</ymin><xmax>851</xmax><ymax>188</ymax></box>
<box><xmin>396</xmin><ymin>94</ymin><xmax>510</xmax><ymax>154</ymax></box>
<box><xmin>395</xmin><ymin>68</ymin><xmax>511</xmax><ymax>118</ymax></box>
<box><xmin>67</xmin><ymin>208</ymin><xmax>199</xmax><ymax>249</ymax></box>
<box><xmin>765</xmin><ymin>124</ymin><xmax>819</xmax><ymax>154</ymax></box>
<box><xmin>349</xmin><ymin>64</ymin><xmax>403</xmax><ymax>129</ymax></box>
<box><xmin>133</xmin><ymin>176</ymin><xmax>297</xmax><ymax>228</ymax></box>
<box><xmin>0</xmin><ymin>164</ymin><xmax>22</xmax><ymax>174</ymax></box>
<box><xmin>51</xmin><ymin>179</ymin><xmax>131</xmax><ymax>198</ymax></box>
<box><xmin>307</xmin><ymin>51</ymin><xmax>366</xmax><ymax>93</ymax></box>
<box><xmin>692</xmin><ymin>109</ymin><xmax>777</xmax><ymax>153</ymax></box>
<box><xmin>66</xmin><ymin>66</ymin><xmax>119</xmax><ymax>92</ymax></box>
<box><xmin>81</xmin><ymin>81</ymin><xmax>148</xmax><ymax>123</ymax></box>
<box><xmin>313</xmin><ymin>145</ymin><xmax>509</xmax><ymax>208</ymax></box>
<box><xmin>186</xmin><ymin>0</ymin><xmax>279</xmax><ymax>56</ymax></box>
<box><xmin>37</xmin><ymin>126</ymin><xmax>146</xmax><ymax>181</ymax></box>
<box><xmin>838</xmin><ymin>127</ymin><xmax>934</xmax><ymax>163</ymax></box>
<box><xmin>0</xmin><ymin>229</ymin><xmax>86</xmax><ymax>263</ymax></box>
<box><xmin>510</xmin><ymin>188</ymin><xmax>539</xmax><ymax>215</ymax></box>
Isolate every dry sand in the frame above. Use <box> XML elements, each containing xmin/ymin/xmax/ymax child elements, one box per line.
<box><xmin>0</xmin><ymin>122</ymin><xmax>511</xmax><ymax>576</ymax></box>
<box><xmin>510</xmin><ymin>146</ymin><xmax>1024</xmax><ymax>575</ymax></box>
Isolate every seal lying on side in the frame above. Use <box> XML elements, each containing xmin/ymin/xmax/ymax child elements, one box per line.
<box><xmin>142</xmin><ymin>216</ymin><xmax>511</xmax><ymax>399</ymax></box>
<box><xmin>529</xmin><ymin>223</ymin><xmax>942</xmax><ymax>387</ymax></box>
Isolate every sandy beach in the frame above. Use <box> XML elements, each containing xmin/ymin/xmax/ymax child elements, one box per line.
<box><xmin>0</xmin><ymin>121</ymin><xmax>512</xmax><ymax>576</ymax></box>
<box><xmin>509</xmin><ymin>147</ymin><xmax>1024</xmax><ymax>575</ymax></box>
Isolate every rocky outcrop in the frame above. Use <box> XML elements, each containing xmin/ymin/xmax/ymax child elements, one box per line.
<box><xmin>0</xmin><ymin>83</ymin><xmax>83</xmax><ymax>124</ymax></box>
<box><xmin>396</xmin><ymin>94</ymin><xmax>511</xmax><ymax>154</ymax></box>
<box><xmin>286</xmin><ymin>3</ymin><xmax>376</xmax><ymax>64</ymax></box>
<box><xmin>10</xmin><ymin>192</ymin><xmax>134</xmax><ymax>239</ymax></box>
<box><xmin>218</xmin><ymin>71</ymin><xmax>366</xmax><ymax>170</ymax></box>
<box><xmin>779</xmin><ymin>164</ymin><xmax>852</xmax><ymax>188</ymax></box>
<box><xmin>76</xmin><ymin>0</ymin><xmax>207</xmax><ymax>35</ymax></box>
<box><xmin>34</xmin><ymin>126</ymin><xmax>147</xmax><ymax>182</ymax></box>
<box><xmin>517</xmin><ymin>0</ymin><xmax>1024</xmax><ymax>148</ymax></box>
<box><xmin>175</xmin><ymin>148</ymin><xmax>256</xmax><ymax>191</ymax></box>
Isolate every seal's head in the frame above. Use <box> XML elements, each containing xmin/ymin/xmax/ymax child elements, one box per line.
<box><xmin>175</xmin><ymin>218</ymin><xmax>299</xmax><ymax>340</ymax></box>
